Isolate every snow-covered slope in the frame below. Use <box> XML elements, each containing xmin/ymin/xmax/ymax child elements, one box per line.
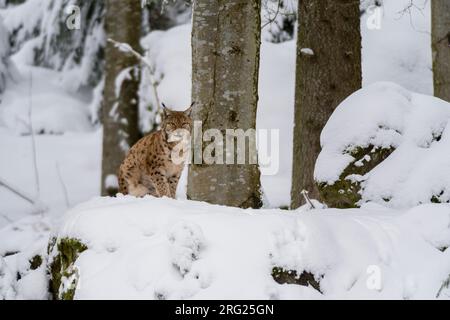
<box><xmin>44</xmin><ymin>197</ymin><xmax>450</xmax><ymax>300</ymax></box>
<box><xmin>0</xmin><ymin>62</ymin><xmax>93</xmax><ymax>134</ymax></box>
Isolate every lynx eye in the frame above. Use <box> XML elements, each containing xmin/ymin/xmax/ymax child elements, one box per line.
<box><xmin>182</xmin><ymin>123</ymin><xmax>190</xmax><ymax>130</ymax></box>
<box><xmin>166</xmin><ymin>123</ymin><xmax>175</xmax><ymax>130</ymax></box>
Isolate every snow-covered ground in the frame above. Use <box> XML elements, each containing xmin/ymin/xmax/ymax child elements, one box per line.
<box><xmin>1</xmin><ymin>0</ymin><xmax>449</xmax><ymax>300</ymax></box>
<box><xmin>48</xmin><ymin>197</ymin><xmax>450</xmax><ymax>299</ymax></box>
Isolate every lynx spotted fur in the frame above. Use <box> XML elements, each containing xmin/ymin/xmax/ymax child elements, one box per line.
<box><xmin>118</xmin><ymin>104</ymin><xmax>192</xmax><ymax>198</ymax></box>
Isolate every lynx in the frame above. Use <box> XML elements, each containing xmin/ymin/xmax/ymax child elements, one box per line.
<box><xmin>118</xmin><ymin>103</ymin><xmax>193</xmax><ymax>198</ymax></box>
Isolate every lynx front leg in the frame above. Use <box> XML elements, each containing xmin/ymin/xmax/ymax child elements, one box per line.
<box><xmin>168</xmin><ymin>173</ymin><xmax>181</xmax><ymax>199</ymax></box>
<box><xmin>140</xmin><ymin>175</ymin><xmax>160</xmax><ymax>197</ymax></box>
<box><xmin>151</xmin><ymin>170</ymin><xmax>172</xmax><ymax>198</ymax></box>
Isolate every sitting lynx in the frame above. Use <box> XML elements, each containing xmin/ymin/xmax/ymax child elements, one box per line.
<box><xmin>118</xmin><ymin>103</ymin><xmax>193</xmax><ymax>198</ymax></box>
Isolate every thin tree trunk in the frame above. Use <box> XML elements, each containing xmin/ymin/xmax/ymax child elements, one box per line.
<box><xmin>101</xmin><ymin>0</ymin><xmax>141</xmax><ymax>196</ymax></box>
<box><xmin>432</xmin><ymin>0</ymin><xmax>450</xmax><ymax>102</ymax></box>
<box><xmin>291</xmin><ymin>0</ymin><xmax>362</xmax><ymax>209</ymax></box>
<box><xmin>187</xmin><ymin>0</ymin><xmax>262</xmax><ymax>208</ymax></box>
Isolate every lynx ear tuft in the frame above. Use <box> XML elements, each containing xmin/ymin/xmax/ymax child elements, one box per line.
<box><xmin>185</xmin><ymin>101</ymin><xmax>195</xmax><ymax>117</ymax></box>
<box><xmin>161</xmin><ymin>102</ymin><xmax>171</xmax><ymax>118</ymax></box>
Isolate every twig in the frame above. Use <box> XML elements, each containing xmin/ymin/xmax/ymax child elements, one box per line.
<box><xmin>262</xmin><ymin>0</ymin><xmax>283</xmax><ymax>29</ymax></box>
<box><xmin>0</xmin><ymin>176</ymin><xmax>36</xmax><ymax>205</ymax></box>
<box><xmin>436</xmin><ymin>275</ymin><xmax>450</xmax><ymax>298</ymax></box>
<box><xmin>396</xmin><ymin>0</ymin><xmax>429</xmax><ymax>34</ymax></box>
<box><xmin>107</xmin><ymin>38</ymin><xmax>161</xmax><ymax>111</ymax></box>
<box><xmin>56</xmin><ymin>162</ymin><xmax>70</xmax><ymax>208</ymax></box>
<box><xmin>28</xmin><ymin>70</ymin><xmax>40</xmax><ymax>199</ymax></box>
<box><xmin>0</xmin><ymin>211</ymin><xmax>13</xmax><ymax>223</ymax></box>
<box><xmin>301</xmin><ymin>189</ymin><xmax>316</xmax><ymax>209</ymax></box>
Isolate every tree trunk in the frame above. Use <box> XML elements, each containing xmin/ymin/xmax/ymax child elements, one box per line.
<box><xmin>187</xmin><ymin>0</ymin><xmax>262</xmax><ymax>209</ymax></box>
<box><xmin>101</xmin><ymin>0</ymin><xmax>141</xmax><ymax>196</ymax></box>
<box><xmin>291</xmin><ymin>0</ymin><xmax>362</xmax><ymax>209</ymax></box>
<box><xmin>432</xmin><ymin>0</ymin><xmax>450</xmax><ymax>102</ymax></box>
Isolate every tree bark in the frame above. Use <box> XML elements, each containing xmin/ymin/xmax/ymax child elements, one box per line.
<box><xmin>101</xmin><ymin>0</ymin><xmax>141</xmax><ymax>196</ymax></box>
<box><xmin>187</xmin><ymin>0</ymin><xmax>262</xmax><ymax>208</ymax></box>
<box><xmin>291</xmin><ymin>0</ymin><xmax>362</xmax><ymax>209</ymax></box>
<box><xmin>432</xmin><ymin>0</ymin><xmax>450</xmax><ymax>102</ymax></box>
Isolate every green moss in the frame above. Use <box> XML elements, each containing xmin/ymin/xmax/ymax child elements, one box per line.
<box><xmin>317</xmin><ymin>145</ymin><xmax>394</xmax><ymax>208</ymax></box>
<box><xmin>48</xmin><ymin>237</ymin><xmax>88</xmax><ymax>300</ymax></box>
<box><xmin>272</xmin><ymin>267</ymin><xmax>322</xmax><ymax>293</ymax></box>
<box><xmin>29</xmin><ymin>255</ymin><xmax>43</xmax><ymax>270</ymax></box>
<box><xmin>431</xmin><ymin>196</ymin><xmax>441</xmax><ymax>203</ymax></box>
<box><xmin>431</xmin><ymin>190</ymin><xmax>449</xmax><ymax>204</ymax></box>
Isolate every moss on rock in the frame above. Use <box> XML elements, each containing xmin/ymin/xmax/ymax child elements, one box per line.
<box><xmin>29</xmin><ymin>255</ymin><xmax>43</xmax><ymax>270</ymax></box>
<box><xmin>317</xmin><ymin>145</ymin><xmax>394</xmax><ymax>208</ymax></box>
<box><xmin>48</xmin><ymin>237</ymin><xmax>88</xmax><ymax>300</ymax></box>
<box><xmin>272</xmin><ymin>267</ymin><xmax>322</xmax><ymax>293</ymax></box>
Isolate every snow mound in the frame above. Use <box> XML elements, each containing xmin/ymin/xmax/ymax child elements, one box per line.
<box><xmin>0</xmin><ymin>64</ymin><xmax>92</xmax><ymax>134</ymax></box>
<box><xmin>315</xmin><ymin>82</ymin><xmax>450</xmax><ymax>209</ymax></box>
<box><xmin>48</xmin><ymin>196</ymin><xmax>450</xmax><ymax>299</ymax></box>
<box><xmin>0</xmin><ymin>215</ymin><xmax>51</xmax><ymax>300</ymax></box>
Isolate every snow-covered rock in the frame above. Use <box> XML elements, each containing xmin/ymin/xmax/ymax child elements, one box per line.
<box><xmin>315</xmin><ymin>82</ymin><xmax>450</xmax><ymax>209</ymax></box>
<box><xmin>47</xmin><ymin>196</ymin><xmax>450</xmax><ymax>299</ymax></box>
<box><xmin>0</xmin><ymin>215</ymin><xmax>51</xmax><ymax>300</ymax></box>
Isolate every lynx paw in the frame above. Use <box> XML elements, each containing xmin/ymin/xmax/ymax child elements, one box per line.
<box><xmin>129</xmin><ymin>184</ymin><xmax>150</xmax><ymax>197</ymax></box>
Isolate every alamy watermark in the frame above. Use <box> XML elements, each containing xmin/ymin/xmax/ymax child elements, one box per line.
<box><xmin>366</xmin><ymin>5</ymin><xmax>383</xmax><ymax>30</ymax></box>
<box><xmin>65</xmin><ymin>5</ymin><xmax>81</xmax><ymax>30</ymax></box>
<box><xmin>366</xmin><ymin>265</ymin><xmax>382</xmax><ymax>291</ymax></box>
<box><xmin>168</xmin><ymin>121</ymin><xmax>280</xmax><ymax>176</ymax></box>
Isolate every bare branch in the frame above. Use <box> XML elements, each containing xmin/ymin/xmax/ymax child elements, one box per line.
<box><xmin>0</xmin><ymin>212</ymin><xmax>13</xmax><ymax>224</ymax></box>
<box><xmin>56</xmin><ymin>162</ymin><xmax>70</xmax><ymax>208</ymax></box>
<box><xmin>0</xmin><ymin>176</ymin><xmax>36</xmax><ymax>205</ymax></box>
<box><xmin>28</xmin><ymin>70</ymin><xmax>40</xmax><ymax>198</ymax></box>
<box><xmin>396</xmin><ymin>0</ymin><xmax>430</xmax><ymax>34</ymax></box>
<box><xmin>262</xmin><ymin>0</ymin><xmax>282</xmax><ymax>29</ymax></box>
<box><xmin>108</xmin><ymin>38</ymin><xmax>162</xmax><ymax>111</ymax></box>
<box><xmin>301</xmin><ymin>189</ymin><xmax>316</xmax><ymax>209</ymax></box>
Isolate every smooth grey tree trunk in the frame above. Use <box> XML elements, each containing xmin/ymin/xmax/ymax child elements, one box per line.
<box><xmin>432</xmin><ymin>0</ymin><xmax>450</xmax><ymax>102</ymax></box>
<box><xmin>101</xmin><ymin>0</ymin><xmax>141</xmax><ymax>196</ymax></box>
<box><xmin>291</xmin><ymin>0</ymin><xmax>362</xmax><ymax>209</ymax></box>
<box><xmin>187</xmin><ymin>0</ymin><xmax>262</xmax><ymax>208</ymax></box>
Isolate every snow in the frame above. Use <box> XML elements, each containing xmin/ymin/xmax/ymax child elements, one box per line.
<box><xmin>0</xmin><ymin>61</ymin><xmax>93</xmax><ymax>134</ymax></box>
<box><xmin>141</xmin><ymin>24</ymin><xmax>296</xmax><ymax>207</ymax></box>
<box><xmin>0</xmin><ymin>0</ymin><xmax>44</xmax><ymax>54</ymax></box>
<box><xmin>104</xmin><ymin>174</ymin><xmax>118</xmax><ymax>190</ymax></box>
<box><xmin>315</xmin><ymin>82</ymin><xmax>450</xmax><ymax>209</ymax></box>
<box><xmin>47</xmin><ymin>196</ymin><xmax>450</xmax><ymax>299</ymax></box>
<box><xmin>0</xmin><ymin>0</ymin><xmax>105</xmax><ymax>92</ymax></box>
<box><xmin>0</xmin><ymin>214</ymin><xmax>51</xmax><ymax>299</ymax></box>
<box><xmin>0</xmin><ymin>15</ymin><xmax>15</xmax><ymax>93</ymax></box>
<box><xmin>0</xmin><ymin>128</ymin><xmax>101</xmax><ymax>227</ymax></box>
<box><xmin>300</xmin><ymin>48</ymin><xmax>314</xmax><ymax>56</ymax></box>
<box><xmin>361</xmin><ymin>0</ymin><xmax>432</xmax><ymax>95</ymax></box>
<box><xmin>1</xmin><ymin>0</ymin><xmax>449</xmax><ymax>300</ymax></box>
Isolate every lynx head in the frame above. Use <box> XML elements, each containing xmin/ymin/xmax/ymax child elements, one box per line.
<box><xmin>161</xmin><ymin>102</ymin><xmax>194</xmax><ymax>143</ymax></box>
